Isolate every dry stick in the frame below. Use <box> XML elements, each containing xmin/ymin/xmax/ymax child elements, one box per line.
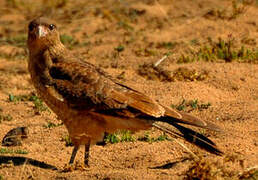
<box><xmin>153</xmin><ymin>123</ymin><xmax>199</xmax><ymax>160</ymax></box>
<box><xmin>19</xmin><ymin>158</ymin><xmax>28</xmax><ymax>180</ymax></box>
<box><xmin>27</xmin><ymin>162</ymin><xmax>35</xmax><ymax>179</ymax></box>
<box><xmin>154</xmin><ymin>0</ymin><xmax>172</xmax><ymax>26</ymax></box>
<box><xmin>154</xmin><ymin>55</ymin><xmax>168</xmax><ymax>67</ymax></box>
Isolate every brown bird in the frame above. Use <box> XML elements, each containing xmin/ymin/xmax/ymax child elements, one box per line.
<box><xmin>27</xmin><ymin>17</ymin><xmax>222</xmax><ymax>167</ymax></box>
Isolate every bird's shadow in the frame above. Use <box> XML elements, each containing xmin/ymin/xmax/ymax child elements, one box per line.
<box><xmin>0</xmin><ymin>155</ymin><xmax>57</xmax><ymax>170</ymax></box>
<box><xmin>149</xmin><ymin>157</ymin><xmax>190</xmax><ymax>169</ymax></box>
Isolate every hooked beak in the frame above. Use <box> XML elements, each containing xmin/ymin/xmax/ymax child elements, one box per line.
<box><xmin>36</xmin><ymin>25</ymin><xmax>48</xmax><ymax>38</ymax></box>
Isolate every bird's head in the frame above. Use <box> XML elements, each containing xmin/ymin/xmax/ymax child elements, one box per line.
<box><xmin>27</xmin><ymin>17</ymin><xmax>61</xmax><ymax>55</ymax></box>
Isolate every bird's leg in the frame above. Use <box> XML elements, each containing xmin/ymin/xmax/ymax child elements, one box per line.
<box><xmin>84</xmin><ymin>139</ymin><xmax>91</xmax><ymax>166</ymax></box>
<box><xmin>69</xmin><ymin>145</ymin><xmax>79</xmax><ymax>164</ymax></box>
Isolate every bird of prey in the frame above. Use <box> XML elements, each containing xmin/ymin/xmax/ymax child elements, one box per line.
<box><xmin>27</xmin><ymin>17</ymin><xmax>222</xmax><ymax>167</ymax></box>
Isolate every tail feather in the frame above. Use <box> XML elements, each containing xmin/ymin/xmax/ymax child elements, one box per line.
<box><xmin>161</xmin><ymin>106</ymin><xmax>222</xmax><ymax>132</ymax></box>
<box><xmin>153</xmin><ymin>122</ymin><xmax>223</xmax><ymax>156</ymax></box>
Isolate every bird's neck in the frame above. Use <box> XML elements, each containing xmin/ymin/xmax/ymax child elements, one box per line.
<box><xmin>48</xmin><ymin>43</ymin><xmax>67</xmax><ymax>59</ymax></box>
<box><xmin>28</xmin><ymin>43</ymin><xmax>69</xmax><ymax>116</ymax></box>
<box><xmin>28</xmin><ymin>43</ymin><xmax>67</xmax><ymax>84</ymax></box>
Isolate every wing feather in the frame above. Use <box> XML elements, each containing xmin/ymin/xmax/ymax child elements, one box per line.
<box><xmin>49</xmin><ymin>61</ymin><xmax>165</xmax><ymax>117</ymax></box>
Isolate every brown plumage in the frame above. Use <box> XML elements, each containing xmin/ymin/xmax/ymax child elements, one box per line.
<box><xmin>27</xmin><ymin>17</ymin><xmax>222</xmax><ymax>167</ymax></box>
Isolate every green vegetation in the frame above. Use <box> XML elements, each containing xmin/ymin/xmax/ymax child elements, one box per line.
<box><xmin>43</xmin><ymin>121</ymin><xmax>63</xmax><ymax>129</ymax></box>
<box><xmin>61</xmin><ymin>135</ymin><xmax>73</xmax><ymax>146</ymax></box>
<box><xmin>0</xmin><ymin>175</ymin><xmax>3</xmax><ymax>180</ymax></box>
<box><xmin>178</xmin><ymin>37</ymin><xmax>258</xmax><ymax>64</ymax></box>
<box><xmin>104</xmin><ymin>130</ymin><xmax>135</xmax><ymax>144</ymax></box>
<box><xmin>0</xmin><ymin>147</ymin><xmax>28</xmax><ymax>154</ymax></box>
<box><xmin>138</xmin><ymin>132</ymin><xmax>169</xmax><ymax>143</ymax></box>
<box><xmin>0</xmin><ymin>107</ymin><xmax>13</xmax><ymax>123</ymax></box>
<box><xmin>8</xmin><ymin>93</ymin><xmax>48</xmax><ymax>113</ymax></box>
<box><xmin>134</xmin><ymin>48</ymin><xmax>157</xmax><ymax>57</ymax></box>
<box><xmin>60</xmin><ymin>34</ymin><xmax>80</xmax><ymax>49</ymax></box>
<box><xmin>171</xmin><ymin>99</ymin><xmax>211</xmax><ymax>112</ymax></box>
<box><xmin>156</xmin><ymin>42</ymin><xmax>177</xmax><ymax>49</ymax></box>
<box><xmin>0</xmin><ymin>34</ymin><xmax>27</xmax><ymax>60</ymax></box>
<box><xmin>0</xmin><ymin>34</ymin><xmax>27</xmax><ymax>48</ymax></box>
<box><xmin>60</xmin><ymin>34</ymin><xmax>91</xmax><ymax>49</ymax></box>
<box><xmin>117</xmin><ymin>21</ymin><xmax>134</xmax><ymax>31</ymax></box>
<box><xmin>204</xmin><ymin>0</ymin><xmax>252</xmax><ymax>20</ymax></box>
<box><xmin>60</xmin><ymin>131</ymin><xmax>170</xmax><ymax>146</ymax></box>
<box><xmin>0</xmin><ymin>114</ymin><xmax>13</xmax><ymax>123</ymax></box>
<box><xmin>190</xmin><ymin>39</ymin><xmax>200</xmax><ymax>46</ymax></box>
<box><xmin>104</xmin><ymin>130</ymin><xmax>170</xmax><ymax>144</ymax></box>
<box><xmin>9</xmin><ymin>94</ymin><xmax>28</xmax><ymax>102</ymax></box>
<box><xmin>114</xmin><ymin>45</ymin><xmax>125</xmax><ymax>52</ymax></box>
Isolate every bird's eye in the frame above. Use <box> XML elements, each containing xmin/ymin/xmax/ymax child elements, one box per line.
<box><xmin>28</xmin><ymin>23</ymin><xmax>35</xmax><ymax>32</ymax></box>
<box><xmin>49</xmin><ymin>24</ymin><xmax>56</xmax><ymax>30</ymax></box>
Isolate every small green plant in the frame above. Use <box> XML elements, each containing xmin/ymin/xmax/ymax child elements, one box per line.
<box><xmin>134</xmin><ymin>48</ymin><xmax>157</xmax><ymax>57</ymax></box>
<box><xmin>204</xmin><ymin>0</ymin><xmax>251</xmax><ymax>20</ymax></box>
<box><xmin>114</xmin><ymin>45</ymin><xmax>125</xmax><ymax>52</ymax></box>
<box><xmin>104</xmin><ymin>133</ymin><xmax>120</xmax><ymax>144</ymax></box>
<box><xmin>231</xmin><ymin>0</ymin><xmax>248</xmax><ymax>20</ymax></box>
<box><xmin>117</xmin><ymin>21</ymin><xmax>134</xmax><ymax>31</ymax></box>
<box><xmin>120</xmin><ymin>130</ymin><xmax>135</xmax><ymax>142</ymax></box>
<box><xmin>190</xmin><ymin>99</ymin><xmax>199</xmax><ymax>109</ymax></box>
<box><xmin>61</xmin><ymin>135</ymin><xmax>73</xmax><ymax>146</ymax></box>
<box><xmin>0</xmin><ymin>34</ymin><xmax>27</xmax><ymax>48</ymax></box>
<box><xmin>156</xmin><ymin>42</ymin><xmax>177</xmax><ymax>49</ymax></box>
<box><xmin>9</xmin><ymin>94</ymin><xmax>29</xmax><ymax>102</ymax></box>
<box><xmin>171</xmin><ymin>99</ymin><xmax>211</xmax><ymax>112</ymax></box>
<box><xmin>138</xmin><ymin>132</ymin><xmax>169</xmax><ymax>143</ymax></box>
<box><xmin>0</xmin><ymin>174</ymin><xmax>3</xmax><ymax>180</ymax></box>
<box><xmin>43</xmin><ymin>121</ymin><xmax>62</xmax><ymax>128</ymax></box>
<box><xmin>156</xmin><ymin>133</ymin><xmax>169</xmax><ymax>142</ymax></box>
<box><xmin>60</xmin><ymin>34</ymin><xmax>79</xmax><ymax>49</ymax></box>
<box><xmin>104</xmin><ymin>130</ymin><xmax>135</xmax><ymax>144</ymax></box>
<box><xmin>0</xmin><ymin>147</ymin><xmax>28</xmax><ymax>154</ymax></box>
<box><xmin>8</xmin><ymin>93</ymin><xmax>48</xmax><ymax>113</ymax></box>
<box><xmin>0</xmin><ymin>114</ymin><xmax>13</xmax><ymax>123</ymax></box>
<box><xmin>29</xmin><ymin>95</ymin><xmax>48</xmax><ymax>112</ymax></box>
<box><xmin>190</xmin><ymin>39</ymin><xmax>200</xmax><ymax>46</ymax></box>
<box><xmin>172</xmin><ymin>99</ymin><xmax>186</xmax><ymax>111</ymax></box>
<box><xmin>178</xmin><ymin>36</ymin><xmax>258</xmax><ymax>63</ymax></box>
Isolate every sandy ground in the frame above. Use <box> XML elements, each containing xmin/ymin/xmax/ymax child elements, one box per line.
<box><xmin>0</xmin><ymin>0</ymin><xmax>257</xmax><ymax>179</ymax></box>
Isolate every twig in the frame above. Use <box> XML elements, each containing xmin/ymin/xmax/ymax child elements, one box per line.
<box><xmin>154</xmin><ymin>55</ymin><xmax>168</xmax><ymax>67</ymax></box>
<box><xmin>173</xmin><ymin>138</ymin><xmax>199</xmax><ymax>160</ymax></box>
<box><xmin>153</xmin><ymin>123</ymin><xmax>199</xmax><ymax>160</ymax></box>
<box><xmin>19</xmin><ymin>158</ymin><xmax>28</xmax><ymax>180</ymax></box>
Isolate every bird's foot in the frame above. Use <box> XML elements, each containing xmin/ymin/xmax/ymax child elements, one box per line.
<box><xmin>62</xmin><ymin>161</ymin><xmax>89</xmax><ymax>172</ymax></box>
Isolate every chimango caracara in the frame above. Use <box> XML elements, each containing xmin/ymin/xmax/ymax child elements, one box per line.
<box><xmin>27</xmin><ymin>17</ymin><xmax>222</xmax><ymax>167</ymax></box>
